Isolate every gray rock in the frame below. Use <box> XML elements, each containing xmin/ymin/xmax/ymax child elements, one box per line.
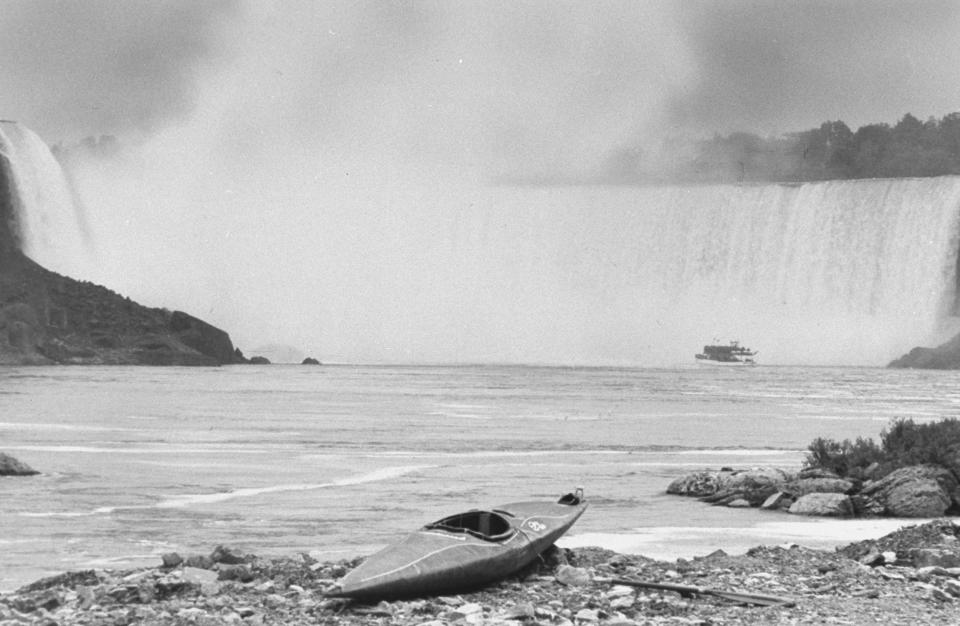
<box><xmin>184</xmin><ymin>555</ymin><xmax>215</xmax><ymax>569</ymax></box>
<box><xmin>760</xmin><ymin>492</ymin><xmax>794</xmax><ymax>510</ymax></box>
<box><xmin>908</xmin><ymin>549</ymin><xmax>960</xmax><ymax>569</ymax></box>
<box><xmin>217</xmin><ymin>564</ymin><xmax>255</xmax><ymax>582</ymax></box>
<box><xmin>181</xmin><ymin>567</ymin><xmax>218</xmax><ymax>585</ymax></box>
<box><xmin>700</xmin><ymin>467</ymin><xmax>794</xmax><ymax>506</ymax></box>
<box><xmin>783</xmin><ymin>477</ymin><xmax>854</xmax><ymax>497</ymax></box>
<box><xmin>860</xmin><ymin>465</ymin><xmax>957</xmax><ymax>517</ymax></box>
<box><xmin>666</xmin><ymin>470</ymin><xmax>732</xmax><ymax>497</ymax></box>
<box><xmin>0</xmin><ymin>452</ymin><xmax>39</xmax><ymax>476</ymax></box>
<box><xmin>210</xmin><ymin>545</ymin><xmax>247</xmax><ymax>565</ymax></box>
<box><xmin>887</xmin><ymin>479</ymin><xmax>950</xmax><ymax>517</ymax></box>
<box><xmin>555</xmin><ymin>565</ymin><xmax>591</xmax><ymax>586</ymax></box>
<box><xmin>850</xmin><ymin>494</ymin><xmax>886</xmax><ymax>516</ymax></box>
<box><xmin>796</xmin><ymin>467</ymin><xmax>840</xmax><ymax>479</ymax></box>
<box><xmin>788</xmin><ymin>492</ymin><xmax>854</xmax><ymax>517</ymax></box>
<box><xmin>858</xmin><ymin>550</ymin><xmax>884</xmax><ymax>566</ymax></box>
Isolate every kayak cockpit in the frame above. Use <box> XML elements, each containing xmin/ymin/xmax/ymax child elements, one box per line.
<box><xmin>424</xmin><ymin>509</ymin><xmax>514</xmax><ymax>541</ymax></box>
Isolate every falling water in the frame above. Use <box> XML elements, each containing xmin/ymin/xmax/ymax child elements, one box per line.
<box><xmin>436</xmin><ymin>179</ymin><xmax>960</xmax><ymax>365</ymax></box>
<box><xmin>0</xmin><ymin>120</ymin><xmax>92</xmax><ymax>278</ymax></box>
<box><xmin>6</xmin><ymin>120</ymin><xmax>960</xmax><ymax>366</ymax></box>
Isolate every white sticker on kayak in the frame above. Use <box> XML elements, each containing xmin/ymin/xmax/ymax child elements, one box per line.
<box><xmin>525</xmin><ymin>520</ymin><xmax>546</xmax><ymax>532</ymax></box>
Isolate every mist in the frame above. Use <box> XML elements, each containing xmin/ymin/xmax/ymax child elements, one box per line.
<box><xmin>3</xmin><ymin>1</ymin><xmax>960</xmax><ymax>364</ymax></box>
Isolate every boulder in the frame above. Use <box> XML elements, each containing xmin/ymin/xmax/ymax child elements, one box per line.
<box><xmin>0</xmin><ymin>452</ymin><xmax>39</xmax><ymax>476</ymax></box>
<box><xmin>908</xmin><ymin>549</ymin><xmax>960</xmax><ymax>569</ymax></box>
<box><xmin>555</xmin><ymin>565</ymin><xmax>591</xmax><ymax>586</ymax></box>
<box><xmin>884</xmin><ymin>479</ymin><xmax>950</xmax><ymax>517</ymax></box>
<box><xmin>699</xmin><ymin>467</ymin><xmax>793</xmax><ymax>506</ymax></box>
<box><xmin>760</xmin><ymin>491</ymin><xmax>794</xmax><ymax>510</ymax></box>
<box><xmin>783</xmin><ymin>477</ymin><xmax>855</xmax><ymax>498</ymax></box>
<box><xmin>796</xmin><ymin>467</ymin><xmax>841</xmax><ymax>480</ymax></box>
<box><xmin>666</xmin><ymin>469</ymin><xmax>733</xmax><ymax>497</ymax></box>
<box><xmin>210</xmin><ymin>545</ymin><xmax>247</xmax><ymax>565</ymax></box>
<box><xmin>788</xmin><ymin>493</ymin><xmax>854</xmax><ymax>517</ymax></box>
<box><xmin>860</xmin><ymin>465</ymin><xmax>958</xmax><ymax>517</ymax></box>
<box><xmin>302</xmin><ymin>357</ymin><xmax>321</xmax><ymax>365</ymax></box>
<box><xmin>850</xmin><ymin>494</ymin><xmax>886</xmax><ymax>517</ymax></box>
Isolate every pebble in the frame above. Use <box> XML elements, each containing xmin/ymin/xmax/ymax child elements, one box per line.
<box><xmin>454</xmin><ymin>601</ymin><xmax>484</xmax><ymax>616</ymax></box>
<box><xmin>4</xmin><ymin>529</ymin><xmax>960</xmax><ymax>626</ymax></box>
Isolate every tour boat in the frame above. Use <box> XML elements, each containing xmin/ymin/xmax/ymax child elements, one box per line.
<box><xmin>695</xmin><ymin>341</ymin><xmax>757</xmax><ymax>365</ymax></box>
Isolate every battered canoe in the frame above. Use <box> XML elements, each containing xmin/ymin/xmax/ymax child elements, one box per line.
<box><xmin>329</xmin><ymin>488</ymin><xmax>588</xmax><ymax>600</ymax></box>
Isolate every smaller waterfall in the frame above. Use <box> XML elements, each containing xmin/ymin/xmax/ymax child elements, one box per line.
<box><xmin>0</xmin><ymin>121</ymin><xmax>93</xmax><ymax>277</ymax></box>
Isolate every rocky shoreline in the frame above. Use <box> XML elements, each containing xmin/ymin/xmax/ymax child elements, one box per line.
<box><xmin>4</xmin><ymin>520</ymin><xmax>960</xmax><ymax>625</ymax></box>
<box><xmin>667</xmin><ymin>463</ymin><xmax>960</xmax><ymax>520</ymax></box>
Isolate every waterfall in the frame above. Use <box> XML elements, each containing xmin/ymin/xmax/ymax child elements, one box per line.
<box><xmin>434</xmin><ymin>179</ymin><xmax>960</xmax><ymax>366</ymax></box>
<box><xmin>0</xmin><ymin>121</ymin><xmax>92</xmax><ymax>278</ymax></box>
<box><xmin>5</xmin><ymin>118</ymin><xmax>959</xmax><ymax>366</ymax></box>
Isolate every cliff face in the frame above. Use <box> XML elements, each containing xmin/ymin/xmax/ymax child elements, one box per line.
<box><xmin>0</xmin><ymin>149</ymin><xmax>245</xmax><ymax>366</ymax></box>
<box><xmin>888</xmin><ymin>333</ymin><xmax>960</xmax><ymax>369</ymax></box>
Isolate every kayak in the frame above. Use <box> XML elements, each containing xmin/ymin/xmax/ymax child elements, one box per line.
<box><xmin>329</xmin><ymin>488</ymin><xmax>588</xmax><ymax>600</ymax></box>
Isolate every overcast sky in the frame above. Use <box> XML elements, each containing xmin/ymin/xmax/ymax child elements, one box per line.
<box><xmin>1</xmin><ymin>0</ymin><xmax>959</xmax><ymax>180</ymax></box>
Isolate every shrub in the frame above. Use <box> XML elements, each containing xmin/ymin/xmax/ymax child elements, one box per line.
<box><xmin>881</xmin><ymin>417</ymin><xmax>960</xmax><ymax>468</ymax></box>
<box><xmin>805</xmin><ymin>417</ymin><xmax>960</xmax><ymax>479</ymax></box>
<box><xmin>804</xmin><ymin>435</ymin><xmax>883</xmax><ymax>477</ymax></box>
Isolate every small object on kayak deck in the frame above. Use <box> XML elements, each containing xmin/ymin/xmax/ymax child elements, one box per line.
<box><xmin>329</xmin><ymin>488</ymin><xmax>587</xmax><ymax>600</ymax></box>
<box><xmin>610</xmin><ymin>578</ymin><xmax>796</xmax><ymax>607</ymax></box>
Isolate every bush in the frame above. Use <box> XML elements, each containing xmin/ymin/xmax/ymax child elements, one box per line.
<box><xmin>804</xmin><ymin>435</ymin><xmax>883</xmax><ymax>477</ymax></box>
<box><xmin>881</xmin><ymin>417</ymin><xmax>960</xmax><ymax>468</ymax></box>
<box><xmin>805</xmin><ymin>417</ymin><xmax>960</xmax><ymax>479</ymax></box>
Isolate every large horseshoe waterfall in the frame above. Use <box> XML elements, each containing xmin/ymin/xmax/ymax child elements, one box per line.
<box><xmin>439</xmin><ymin>180</ymin><xmax>960</xmax><ymax>366</ymax></box>
<box><xmin>2</xmin><ymin>116</ymin><xmax>960</xmax><ymax>366</ymax></box>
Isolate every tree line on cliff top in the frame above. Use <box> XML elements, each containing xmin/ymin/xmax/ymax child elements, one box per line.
<box><xmin>652</xmin><ymin>112</ymin><xmax>960</xmax><ymax>184</ymax></box>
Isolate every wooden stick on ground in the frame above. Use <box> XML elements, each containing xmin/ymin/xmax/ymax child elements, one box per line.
<box><xmin>610</xmin><ymin>578</ymin><xmax>797</xmax><ymax>608</ymax></box>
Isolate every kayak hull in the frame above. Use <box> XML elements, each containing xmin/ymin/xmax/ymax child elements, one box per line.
<box><xmin>330</xmin><ymin>493</ymin><xmax>587</xmax><ymax>600</ymax></box>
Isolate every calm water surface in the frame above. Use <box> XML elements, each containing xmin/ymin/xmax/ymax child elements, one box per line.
<box><xmin>2</xmin><ymin>364</ymin><xmax>959</xmax><ymax>590</ymax></box>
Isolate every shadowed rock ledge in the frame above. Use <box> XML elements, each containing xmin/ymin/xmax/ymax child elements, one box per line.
<box><xmin>889</xmin><ymin>332</ymin><xmax>960</xmax><ymax>369</ymax></box>
<box><xmin>0</xmin><ymin>144</ymin><xmax>247</xmax><ymax>366</ymax></box>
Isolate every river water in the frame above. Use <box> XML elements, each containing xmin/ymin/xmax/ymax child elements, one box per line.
<box><xmin>2</xmin><ymin>363</ymin><xmax>958</xmax><ymax>591</ymax></box>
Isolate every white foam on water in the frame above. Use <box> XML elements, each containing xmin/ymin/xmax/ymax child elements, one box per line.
<box><xmin>23</xmin><ymin>465</ymin><xmax>436</xmax><ymax>517</ymax></box>
<box><xmin>154</xmin><ymin>464</ymin><xmax>436</xmax><ymax>508</ymax></box>
<box><xmin>674</xmin><ymin>449</ymin><xmax>801</xmax><ymax>456</ymax></box>
<box><xmin>559</xmin><ymin>518</ymin><xmax>933</xmax><ymax>561</ymax></box>
<box><xmin>369</xmin><ymin>449</ymin><xmax>627</xmax><ymax>459</ymax></box>
<box><xmin>0</xmin><ymin>423</ymin><xmax>131</xmax><ymax>432</ymax></box>
<box><xmin>5</xmin><ymin>445</ymin><xmax>272</xmax><ymax>454</ymax></box>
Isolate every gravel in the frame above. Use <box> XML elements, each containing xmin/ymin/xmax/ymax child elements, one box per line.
<box><xmin>5</xmin><ymin>520</ymin><xmax>960</xmax><ymax>625</ymax></box>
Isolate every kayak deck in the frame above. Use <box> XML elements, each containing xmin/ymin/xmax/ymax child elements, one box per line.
<box><xmin>330</xmin><ymin>488</ymin><xmax>587</xmax><ymax>600</ymax></box>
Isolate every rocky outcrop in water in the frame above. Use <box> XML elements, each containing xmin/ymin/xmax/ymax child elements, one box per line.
<box><xmin>0</xmin><ymin>453</ymin><xmax>38</xmax><ymax>476</ymax></box>
<box><xmin>888</xmin><ymin>332</ymin><xmax>960</xmax><ymax>369</ymax></box>
<box><xmin>670</xmin><ymin>464</ymin><xmax>960</xmax><ymax>519</ymax></box>
<box><xmin>0</xmin><ymin>143</ymin><xmax>247</xmax><ymax>366</ymax></box>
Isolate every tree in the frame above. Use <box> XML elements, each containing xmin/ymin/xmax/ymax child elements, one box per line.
<box><xmin>851</xmin><ymin>123</ymin><xmax>891</xmax><ymax>177</ymax></box>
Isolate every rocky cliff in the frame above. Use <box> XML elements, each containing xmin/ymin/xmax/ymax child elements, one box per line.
<box><xmin>888</xmin><ymin>332</ymin><xmax>960</xmax><ymax>369</ymax></box>
<box><xmin>0</xmin><ymin>140</ymin><xmax>246</xmax><ymax>366</ymax></box>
